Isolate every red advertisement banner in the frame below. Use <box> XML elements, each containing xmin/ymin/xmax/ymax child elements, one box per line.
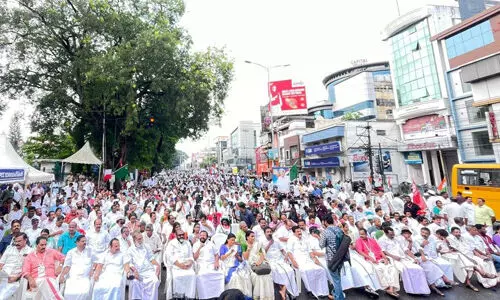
<box><xmin>269</xmin><ymin>79</ymin><xmax>307</xmax><ymax>115</ymax></box>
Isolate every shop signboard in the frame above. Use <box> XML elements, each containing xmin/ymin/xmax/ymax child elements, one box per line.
<box><xmin>303</xmin><ymin>157</ymin><xmax>342</xmax><ymax>168</ymax></box>
<box><xmin>305</xmin><ymin>141</ymin><xmax>342</xmax><ymax>156</ymax></box>
<box><xmin>404</xmin><ymin>151</ymin><xmax>423</xmax><ymax>164</ymax></box>
<box><xmin>0</xmin><ymin>169</ymin><xmax>25</xmax><ymax>182</ymax></box>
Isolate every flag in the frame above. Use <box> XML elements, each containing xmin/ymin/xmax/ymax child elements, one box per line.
<box><xmin>437</xmin><ymin>178</ymin><xmax>447</xmax><ymax>193</ymax></box>
<box><xmin>114</xmin><ymin>164</ymin><xmax>129</xmax><ymax>180</ymax></box>
<box><xmin>411</xmin><ymin>180</ymin><xmax>427</xmax><ymax>211</ymax></box>
<box><xmin>103</xmin><ymin>169</ymin><xmax>113</xmax><ymax>181</ymax></box>
<box><xmin>290</xmin><ymin>164</ymin><xmax>298</xmax><ymax>181</ymax></box>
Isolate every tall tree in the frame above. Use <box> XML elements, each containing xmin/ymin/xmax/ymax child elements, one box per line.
<box><xmin>0</xmin><ymin>0</ymin><xmax>233</xmax><ymax>170</ymax></box>
<box><xmin>8</xmin><ymin>111</ymin><xmax>23</xmax><ymax>152</ymax></box>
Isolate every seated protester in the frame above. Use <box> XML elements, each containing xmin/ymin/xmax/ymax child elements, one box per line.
<box><xmin>355</xmin><ymin>228</ymin><xmax>400</xmax><ymax>298</ymax></box>
<box><xmin>143</xmin><ymin>224</ymin><xmax>162</xmax><ymax>265</ymax></box>
<box><xmin>414</xmin><ymin>227</ymin><xmax>455</xmax><ymax>285</ymax></box>
<box><xmin>397</xmin><ymin>228</ymin><xmax>454</xmax><ymax>296</ymax></box>
<box><xmin>0</xmin><ymin>220</ymin><xmax>21</xmax><ymax>254</ymax></box>
<box><xmin>58</xmin><ymin>221</ymin><xmax>81</xmax><ymax>255</ymax></box>
<box><xmin>193</xmin><ymin>230</ymin><xmax>225</xmax><ymax>299</ymax></box>
<box><xmin>199</xmin><ymin>214</ymin><xmax>215</xmax><ymax>237</ymax></box>
<box><xmin>93</xmin><ymin>238</ymin><xmax>131</xmax><ymax>299</ymax></box>
<box><xmin>261</xmin><ymin>226</ymin><xmax>299</xmax><ymax>298</ymax></box>
<box><xmin>338</xmin><ymin>223</ymin><xmax>382</xmax><ymax>296</ymax></box>
<box><xmin>0</xmin><ymin>233</ymin><xmax>32</xmax><ymax>299</ymax></box>
<box><xmin>22</xmin><ymin>236</ymin><xmax>66</xmax><ymax>299</ymax></box>
<box><xmin>165</xmin><ymin>230</ymin><xmax>196</xmax><ymax>299</ymax></box>
<box><xmin>243</xmin><ymin>230</ymin><xmax>274</xmax><ymax>300</ymax></box>
<box><xmin>59</xmin><ymin>235</ymin><xmax>96</xmax><ymax>299</ymax></box>
<box><xmin>464</xmin><ymin>225</ymin><xmax>499</xmax><ymax>287</ymax></box>
<box><xmin>216</xmin><ymin>216</ymin><xmax>232</xmax><ymax>235</ymax></box>
<box><xmin>86</xmin><ymin>219</ymin><xmax>111</xmax><ymax>259</ymax></box>
<box><xmin>127</xmin><ymin>231</ymin><xmax>161</xmax><ymax>300</ymax></box>
<box><xmin>476</xmin><ymin>224</ymin><xmax>500</xmax><ymax>272</ymax></box>
<box><xmin>287</xmin><ymin>226</ymin><xmax>329</xmax><ymax>298</ymax></box>
<box><xmin>219</xmin><ymin>233</ymin><xmax>251</xmax><ymax>296</ymax></box>
<box><xmin>378</xmin><ymin>227</ymin><xmax>431</xmax><ymax>296</ymax></box>
<box><xmin>25</xmin><ymin>218</ymin><xmax>42</xmax><ymax>246</ymax></box>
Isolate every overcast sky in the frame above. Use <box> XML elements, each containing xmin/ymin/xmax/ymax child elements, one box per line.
<box><xmin>0</xmin><ymin>0</ymin><xmax>457</xmax><ymax>155</ymax></box>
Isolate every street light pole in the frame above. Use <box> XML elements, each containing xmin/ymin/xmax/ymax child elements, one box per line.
<box><xmin>244</xmin><ymin>60</ymin><xmax>290</xmax><ymax>168</ymax></box>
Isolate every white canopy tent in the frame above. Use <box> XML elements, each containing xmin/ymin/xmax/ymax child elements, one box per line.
<box><xmin>0</xmin><ymin>134</ymin><xmax>55</xmax><ymax>184</ymax></box>
<box><xmin>62</xmin><ymin>141</ymin><xmax>102</xmax><ymax>165</ymax></box>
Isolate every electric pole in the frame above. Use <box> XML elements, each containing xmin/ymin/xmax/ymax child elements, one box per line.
<box><xmin>356</xmin><ymin>121</ymin><xmax>374</xmax><ymax>184</ymax></box>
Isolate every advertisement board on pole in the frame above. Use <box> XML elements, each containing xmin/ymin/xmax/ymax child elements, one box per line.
<box><xmin>269</xmin><ymin>79</ymin><xmax>307</xmax><ymax>116</ymax></box>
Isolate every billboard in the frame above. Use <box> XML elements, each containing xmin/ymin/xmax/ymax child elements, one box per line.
<box><xmin>348</xmin><ymin>148</ymin><xmax>392</xmax><ymax>173</ymax></box>
<box><xmin>402</xmin><ymin>114</ymin><xmax>448</xmax><ymax>140</ymax></box>
<box><xmin>269</xmin><ymin>79</ymin><xmax>307</xmax><ymax>116</ymax></box>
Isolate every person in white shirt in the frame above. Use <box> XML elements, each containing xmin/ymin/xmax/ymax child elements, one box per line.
<box><xmin>143</xmin><ymin>224</ymin><xmax>162</xmax><ymax>265</ymax></box>
<box><xmin>127</xmin><ymin>231</ymin><xmax>161</xmax><ymax>300</ymax></box>
<box><xmin>25</xmin><ymin>218</ymin><xmax>42</xmax><ymax>246</ymax></box>
<box><xmin>442</xmin><ymin>198</ymin><xmax>461</xmax><ymax>227</ymax></box>
<box><xmin>86</xmin><ymin>219</ymin><xmax>110</xmax><ymax>259</ymax></box>
<box><xmin>427</xmin><ymin>216</ymin><xmax>445</xmax><ymax>235</ymax></box>
<box><xmin>193</xmin><ymin>230</ymin><xmax>224</xmax><ymax>299</ymax></box>
<box><xmin>165</xmin><ymin>230</ymin><xmax>197</xmax><ymax>299</ymax></box>
<box><xmin>0</xmin><ymin>232</ymin><xmax>32</xmax><ymax>299</ymax></box>
<box><xmin>460</xmin><ymin>197</ymin><xmax>475</xmax><ymax>226</ymax></box>
<box><xmin>59</xmin><ymin>235</ymin><xmax>96</xmax><ymax>299</ymax></box>
<box><xmin>391</xmin><ymin>194</ymin><xmax>405</xmax><ymax>215</ymax></box>
<box><xmin>251</xmin><ymin>218</ymin><xmax>267</xmax><ymax>241</ymax></box>
<box><xmin>118</xmin><ymin>227</ymin><xmax>132</xmax><ymax>253</ymax></box>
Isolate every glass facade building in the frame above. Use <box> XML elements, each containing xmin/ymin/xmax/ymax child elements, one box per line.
<box><xmin>445</xmin><ymin>20</ymin><xmax>494</xmax><ymax>59</ymax></box>
<box><xmin>390</xmin><ymin>20</ymin><xmax>441</xmax><ymax>107</ymax></box>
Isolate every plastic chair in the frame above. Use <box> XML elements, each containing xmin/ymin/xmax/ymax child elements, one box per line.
<box><xmin>211</xmin><ymin>233</ymin><xmax>228</xmax><ymax>254</ymax></box>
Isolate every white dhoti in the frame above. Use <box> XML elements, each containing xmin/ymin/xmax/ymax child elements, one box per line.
<box><xmin>172</xmin><ymin>267</ymin><xmax>196</xmax><ymax>299</ymax></box>
<box><xmin>440</xmin><ymin>252</ymin><xmax>474</xmax><ymax>283</ymax></box>
<box><xmin>419</xmin><ymin>260</ymin><xmax>444</xmax><ymax>286</ymax></box>
<box><xmin>431</xmin><ymin>257</ymin><xmax>454</xmax><ymax>283</ymax></box>
<box><xmin>92</xmin><ymin>271</ymin><xmax>125</xmax><ymax>300</ymax></box>
<box><xmin>392</xmin><ymin>259</ymin><xmax>430</xmax><ymax>295</ymax></box>
<box><xmin>196</xmin><ymin>263</ymin><xmax>224</xmax><ymax>299</ymax></box>
<box><xmin>0</xmin><ymin>279</ymin><xmax>21</xmax><ymax>300</ymax></box>
<box><xmin>64</xmin><ymin>276</ymin><xmax>91</xmax><ymax>300</ymax></box>
<box><xmin>472</xmin><ymin>256</ymin><xmax>497</xmax><ymax>288</ymax></box>
<box><xmin>349</xmin><ymin>253</ymin><xmax>382</xmax><ymax>290</ymax></box>
<box><xmin>31</xmin><ymin>277</ymin><xmax>64</xmax><ymax>300</ymax></box>
<box><xmin>250</xmin><ymin>272</ymin><xmax>274</xmax><ymax>300</ymax></box>
<box><xmin>268</xmin><ymin>261</ymin><xmax>299</xmax><ymax>297</ymax></box>
<box><xmin>225</xmin><ymin>266</ymin><xmax>253</xmax><ymax>297</ymax></box>
<box><xmin>297</xmin><ymin>262</ymin><xmax>329</xmax><ymax>297</ymax></box>
<box><xmin>129</xmin><ymin>269</ymin><xmax>159</xmax><ymax>300</ymax></box>
<box><xmin>371</xmin><ymin>262</ymin><xmax>400</xmax><ymax>291</ymax></box>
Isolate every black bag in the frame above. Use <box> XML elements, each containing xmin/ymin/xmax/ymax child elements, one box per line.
<box><xmin>327</xmin><ymin>235</ymin><xmax>351</xmax><ymax>272</ymax></box>
<box><xmin>251</xmin><ymin>261</ymin><xmax>272</xmax><ymax>275</ymax></box>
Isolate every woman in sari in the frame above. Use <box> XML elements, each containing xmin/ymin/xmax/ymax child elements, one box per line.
<box><xmin>243</xmin><ymin>231</ymin><xmax>274</xmax><ymax>300</ymax></box>
<box><xmin>216</xmin><ymin>217</ymin><xmax>232</xmax><ymax>235</ymax></box>
<box><xmin>219</xmin><ymin>233</ymin><xmax>252</xmax><ymax>297</ymax></box>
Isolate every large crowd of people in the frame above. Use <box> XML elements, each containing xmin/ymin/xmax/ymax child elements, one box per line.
<box><xmin>0</xmin><ymin>170</ymin><xmax>499</xmax><ymax>300</ymax></box>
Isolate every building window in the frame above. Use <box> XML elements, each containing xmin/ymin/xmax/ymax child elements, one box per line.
<box><xmin>445</xmin><ymin>20</ymin><xmax>495</xmax><ymax>59</ymax></box>
<box><xmin>472</xmin><ymin>130</ymin><xmax>493</xmax><ymax>156</ymax></box>
<box><xmin>376</xmin><ymin>130</ymin><xmax>386</xmax><ymax>136</ymax></box>
<box><xmin>466</xmin><ymin>100</ymin><xmax>488</xmax><ymax>123</ymax></box>
<box><xmin>285</xmin><ymin>150</ymin><xmax>290</xmax><ymax>160</ymax></box>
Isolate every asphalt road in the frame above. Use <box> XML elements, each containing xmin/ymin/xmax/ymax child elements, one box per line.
<box><xmin>152</xmin><ymin>270</ymin><xmax>499</xmax><ymax>299</ymax></box>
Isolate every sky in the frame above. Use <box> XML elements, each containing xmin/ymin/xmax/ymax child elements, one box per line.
<box><xmin>0</xmin><ymin>0</ymin><xmax>458</xmax><ymax>154</ymax></box>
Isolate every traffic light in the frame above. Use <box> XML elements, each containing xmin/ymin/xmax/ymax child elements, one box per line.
<box><xmin>147</xmin><ymin>116</ymin><xmax>155</xmax><ymax>128</ymax></box>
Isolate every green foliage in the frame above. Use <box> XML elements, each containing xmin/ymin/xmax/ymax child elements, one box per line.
<box><xmin>0</xmin><ymin>0</ymin><xmax>234</xmax><ymax>170</ymax></box>
<box><xmin>21</xmin><ymin>134</ymin><xmax>76</xmax><ymax>165</ymax></box>
<box><xmin>172</xmin><ymin>149</ymin><xmax>188</xmax><ymax>168</ymax></box>
<box><xmin>341</xmin><ymin>111</ymin><xmax>363</xmax><ymax>121</ymax></box>
<box><xmin>199</xmin><ymin>155</ymin><xmax>217</xmax><ymax>169</ymax></box>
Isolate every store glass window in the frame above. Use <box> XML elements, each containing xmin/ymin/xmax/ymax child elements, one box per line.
<box><xmin>466</xmin><ymin>100</ymin><xmax>488</xmax><ymax>123</ymax></box>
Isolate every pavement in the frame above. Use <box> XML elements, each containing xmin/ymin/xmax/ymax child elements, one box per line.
<box><xmin>152</xmin><ymin>270</ymin><xmax>499</xmax><ymax>299</ymax></box>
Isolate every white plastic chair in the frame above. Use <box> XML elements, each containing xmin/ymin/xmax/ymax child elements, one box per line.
<box><xmin>211</xmin><ymin>233</ymin><xmax>228</xmax><ymax>254</ymax></box>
